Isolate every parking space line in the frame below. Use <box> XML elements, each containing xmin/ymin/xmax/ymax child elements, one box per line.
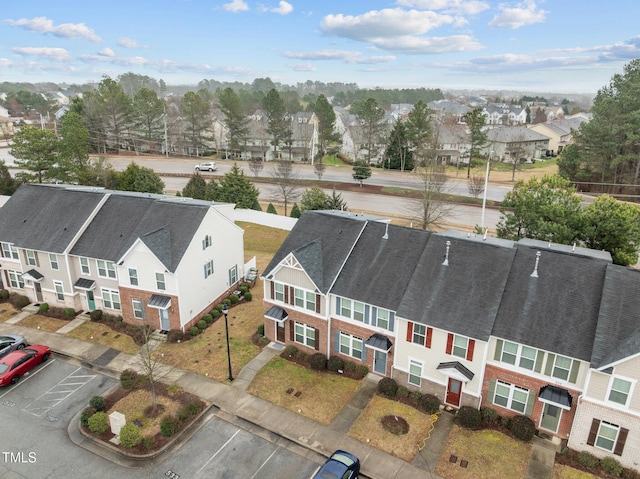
<box><xmin>0</xmin><ymin>359</ymin><xmax>56</xmax><ymax>399</ymax></box>
<box><xmin>22</xmin><ymin>366</ymin><xmax>97</xmax><ymax>416</ymax></box>
<box><xmin>195</xmin><ymin>430</ymin><xmax>240</xmax><ymax>476</ymax></box>
<box><xmin>249</xmin><ymin>449</ymin><xmax>278</xmax><ymax>479</ymax></box>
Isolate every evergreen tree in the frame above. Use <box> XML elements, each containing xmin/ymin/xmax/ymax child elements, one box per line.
<box><xmin>266</xmin><ymin>203</ymin><xmax>277</xmax><ymax>214</ymax></box>
<box><xmin>54</xmin><ymin>112</ymin><xmax>91</xmax><ymax>184</ymax></box>
<box><xmin>0</xmin><ymin>160</ymin><xmax>18</xmax><ymax>195</ymax></box>
<box><xmin>290</xmin><ymin>203</ymin><xmax>301</xmax><ymax>218</ymax></box>
<box><xmin>115</xmin><ymin>162</ymin><xmax>164</xmax><ymax>194</ymax></box>
<box><xmin>181</xmin><ymin>173</ymin><xmax>208</xmax><ymax>199</ymax></box>
<box><xmin>300</xmin><ymin>186</ymin><xmax>329</xmax><ymax>211</ymax></box>
<box><xmin>326</xmin><ymin>188</ymin><xmax>347</xmax><ymax>211</ymax></box>
<box><xmin>181</xmin><ymin>90</ymin><xmax>212</xmax><ymax>154</ymax></box>
<box><xmin>352</xmin><ymin>160</ymin><xmax>372</xmax><ymax>186</ymax></box>
<box><xmin>216</xmin><ymin>163</ymin><xmax>259</xmax><ymax>209</ymax></box>
<box><xmin>10</xmin><ymin>125</ymin><xmax>57</xmax><ymax>183</ymax></box>
<box><xmin>314</xmin><ymin>94</ymin><xmax>337</xmax><ymax>157</ymax></box>
<box><xmin>218</xmin><ymin>88</ymin><xmax>249</xmax><ymax>154</ymax></box>
<box><xmin>351</xmin><ymin>98</ymin><xmax>386</xmax><ymax>163</ymax></box>
<box><xmin>262</xmin><ymin>89</ymin><xmax>291</xmax><ymax>160</ymax></box>
<box><xmin>385</xmin><ymin>119</ymin><xmax>413</xmax><ymax>170</ymax></box>
<box><xmin>462</xmin><ymin>108</ymin><xmax>488</xmax><ymax>178</ymax></box>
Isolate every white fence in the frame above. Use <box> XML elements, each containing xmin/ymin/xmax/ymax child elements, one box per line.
<box><xmin>233</xmin><ymin>208</ymin><xmax>297</xmax><ymax>231</ymax></box>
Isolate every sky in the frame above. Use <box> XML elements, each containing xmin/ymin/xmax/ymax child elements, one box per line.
<box><xmin>1</xmin><ymin>1</ymin><xmax>640</xmax><ymax>95</ymax></box>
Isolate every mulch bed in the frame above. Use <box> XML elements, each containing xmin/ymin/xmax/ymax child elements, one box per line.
<box><xmin>554</xmin><ymin>448</ymin><xmax>638</xmax><ymax>479</ymax></box>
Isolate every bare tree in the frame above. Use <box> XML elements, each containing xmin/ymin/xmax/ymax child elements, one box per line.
<box><xmin>412</xmin><ymin>160</ymin><xmax>455</xmax><ymax>230</ymax></box>
<box><xmin>468</xmin><ymin>175</ymin><xmax>485</xmax><ymax>198</ymax></box>
<box><xmin>314</xmin><ymin>160</ymin><xmax>326</xmax><ymax>181</ymax></box>
<box><xmin>270</xmin><ymin>160</ymin><xmax>300</xmax><ymax>216</ymax></box>
<box><xmin>135</xmin><ymin>325</ymin><xmax>173</xmax><ymax>414</ymax></box>
<box><xmin>248</xmin><ymin>157</ymin><xmax>264</xmax><ymax>177</ymax></box>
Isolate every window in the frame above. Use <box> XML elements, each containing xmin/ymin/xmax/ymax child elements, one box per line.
<box><xmin>49</xmin><ymin>254</ymin><xmax>59</xmax><ymax>270</ymax></box>
<box><xmin>498</xmin><ymin>341</ymin><xmax>538</xmax><ymax>371</ymax></box>
<box><xmin>339</xmin><ymin>333</ymin><xmax>363</xmax><ymax>360</ymax></box>
<box><xmin>500</xmin><ymin>341</ymin><xmax>518</xmax><ymax>365</ymax></box>
<box><xmin>519</xmin><ymin>346</ymin><xmax>537</xmax><ymax>370</ymax></box>
<box><xmin>353</xmin><ymin>302</ymin><xmax>364</xmax><ymax>322</ymax></box>
<box><xmin>294</xmin><ymin>322</ymin><xmax>315</xmax><ymax>348</ymax></box>
<box><xmin>1</xmin><ymin>243</ymin><xmax>19</xmax><ymax>260</ymax></box>
<box><xmin>53</xmin><ymin>281</ymin><xmax>64</xmax><ymax>301</ymax></box>
<box><xmin>493</xmin><ymin>380</ymin><xmax>529</xmax><ymax>414</ymax></box>
<box><xmin>608</xmin><ymin>377</ymin><xmax>633</xmax><ymax>407</ymax></box>
<box><xmin>80</xmin><ymin>257</ymin><xmax>90</xmax><ymax>275</ymax></box>
<box><xmin>26</xmin><ymin>250</ymin><xmax>38</xmax><ymax>266</ymax></box>
<box><xmin>132</xmin><ymin>299</ymin><xmax>145</xmax><ymax>320</ymax></box>
<box><xmin>155</xmin><ymin>272</ymin><xmax>166</xmax><ymax>291</ymax></box>
<box><xmin>338</xmin><ymin>297</ymin><xmax>365</xmax><ymax>322</ymax></box>
<box><xmin>7</xmin><ymin>271</ymin><xmax>24</xmax><ymax>289</ymax></box>
<box><xmin>204</xmin><ymin>260</ymin><xmax>214</xmax><ymax>278</ymax></box>
<box><xmin>341</xmin><ymin>298</ymin><xmax>352</xmax><ymax>317</ymax></box>
<box><xmin>447</xmin><ymin>333</ymin><xmax>475</xmax><ymax>360</ymax></box>
<box><xmin>294</xmin><ymin>289</ymin><xmax>304</xmax><ymax>308</ymax></box>
<box><xmin>551</xmin><ymin>355</ymin><xmax>572</xmax><ymax>381</ymax></box>
<box><xmin>305</xmin><ymin>291</ymin><xmax>316</xmax><ymax>311</ymax></box>
<box><xmin>596</xmin><ymin>421</ymin><xmax>620</xmax><ymax>452</ymax></box>
<box><xmin>376</xmin><ymin>308</ymin><xmax>389</xmax><ymax>330</ymax></box>
<box><xmin>97</xmin><ymin>260</ymin><xmax>116</xmax><ymax>279</ymax></box>
<box><xmin>412</xmin><ymin>324</ymin><xmax>427</xmax><ymax>345</ymax></box>
<box><xmin>228</xmin><ymin>265</ymin><xmax>237</xmax><ymax>285</ymax></box>
<box><xmin>409</xmin><ymin>360</ymin><xmax>423</xmax><ymax>386</ymax></box>
<box><xmin>102</xmin><ymin>289</ymin><xmax>121</xmax><ymax>310</ymax></box>
<box><xmin>202</xmin><ymin>234</ymin><xmax>212</xmax><ymax>249</ymax></box>
<box><xmin>274</xmin><ymin>283</ymin><xmax>284</xmax><ymax>302</ymax></box>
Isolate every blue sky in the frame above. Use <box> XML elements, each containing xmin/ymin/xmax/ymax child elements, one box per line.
<box><xmin>2</xmin><ymin>0</ymin><xmax>639</xmax><ymax>94</ymax></box>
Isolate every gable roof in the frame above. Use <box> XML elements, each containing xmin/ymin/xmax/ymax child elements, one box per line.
<box><xmin>0</xmin><ymin>184</ymin><xmax>104</xmax><ymax>253</ymax></box>
<box><xmin>486</xmin><ymin>126</ymin><xmax>550</xmax><ymax>143</ymax></box>
<box><xmin>591</xmin><ymin>265</ymin><xmax>640</xmax><ymax>369</ymax></box>
<box><xmin>492</xmin><ymin>243</ymin><xmax>609</xmax><ymax>361</ymax></box>
<box><xmin>398</xmin><ymin>233</ymin><xmax>516</xmax><ymax>341</ymax></box>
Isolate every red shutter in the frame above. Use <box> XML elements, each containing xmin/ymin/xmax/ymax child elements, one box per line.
<box><xmin>314</xmin><ymin>328</ymin><xmax>320</xmax><ymax>351</ymax></box>
<box><xmin>406</xmin><ymin>322</ymin><xmax>413</xmax><ymax>342</ymax></box>
<box><xmin>315</xmin><ymin>294</ymin><xmax>320</xmax><ymax>313</ymax></box>
<box><xmin>587</xmin><ymin>419</ymin><xmax>600</xmax><ymax>446</ymax></box>
<box><xmin>614</xmin><ymin>427</ymin><xmax>629</xmax><ymax>456</ymax></box>
<box><xmin>270</xmin><ymin>281</ymin><xmax>275</xmax><ymax>299</ymax></box>
<box><xmin>426</xmin><ymin>327</ymin><xmax>433</xmax><ymax>349</ymax></box>
<box><xmin>446</xmin><ymin>333</ymin><xmax>453</xmax><ymax>355</ymax></box>
<box><xmin>466</xmin><ymin>339</ymin><xmax>475</xmax><ymax>361</ymax></box>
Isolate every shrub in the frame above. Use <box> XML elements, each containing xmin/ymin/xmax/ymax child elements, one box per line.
<box><xmin>378</xmin><ymin>377</ymin><xmax>398</xmax><ymax>397</ymax></box>
<box><xmin>622</xmin><ymin>467</ymin><xmax>640</xmax><ymax>479</ymax></box>
<box><xmin>177</xmin><ymin>401</ymin><xmax>203</xmax><ymax>421</ymax></box>
<box><xmin>202</xmin><ymin>314</ymin><xmax>213</xmax><ymax>325</ymax></box>
<box><xmin>327</xmin><ymin>355</ymin><xmax>345</xmax><ymax>372</ymax></box>
<box><xmin>239</xmin><ymin>285</ymin><xmax>249</xmax><ymax>294</ymax></box>
<box><xmin>160</xmin><ymin>415</ymin><xmax>180</xmax><ymax>436</ymax></box>
<box><xmin>308</xmin><ymin>353</ymin><xmax>327</xmax><ymax>371</ymax></box>
<box><xmin>257</xmin><ymin>324</ymin><xmax>265</xmax><ymax>336</ymax></box>
<box><xmin>120</xmin><ymin>369</ymin><xmax>140</xmax><ymax>389</ymax></box>
<box><xmin>223</xmin><ymin>298</ymin><xmax>231</xmax><ymax>306</ymax></box>
<box><xmin>119</xmin><ymin>423</ymin><xmax>142</xmax><ymax>448</ymax></box>
<box><xmin>244</xmin><ymin>292</ymin><xmax>252</xmax><ymax>301</ymax></box>
<box><xmin>509</xmin><ymin>415</ymin><xmax>536</xmax><ymax>441</ymax></box>
<box><xmin>577</xmin><ymin>451</ymin><xmax>599</xmax><ymax>468</ymax></box>
<box><xmin>294</xmin><ymin>349</ymin><xmax>308</xmax><ymax>362</ymax></box>
<box><xmin>14</xmin><ymin>295</ymin><xmax>31</xmax><ymax>309</ymax></box>
<box><xmin>354</xmin><ymin>365</ymin><xmax>369</xmax><ymax>379</ymax></box>
<box><xmin>167</xmin><ymin>330</ymin><xmax>188</xmax><ymax>343</ymax></box>
<box><xmin>410</xmin><ymin>391</ymin><xmax>422</xmax><ymax>402</ymax></box>
<box><xmin>501</xmin><ymin>416</ymin><xmax>511</xmax><ymax>429</ymax></box>
<box><xmin>197</xmin><ymin>320</ymin><xmax>207</xmax><ymax>330</ymax></box>
<box><xmin>396</xmin><ymin>385</ymin><xmax>409</xmax><ymax>399</ymax></box>
<box><xmin>189</xmin><ymin>326</ymin><xmax>199</xmax><ymax>336</ymax></box>
<box><xmin>0</xmin><ymin>289</ymin><xmax>9</xmax><ymax>300</ymax></box>
<box><xmin>87</xmin><ymin>412</ymin><xmax>109</xmax><ymax>434</ymax></box>
<box><xmin>211</xmin><ymin>309</ymin><xmax>220</xmax><ymax>319</ymax></box>
<box><xmin>65</xmin><ymin>307</ymin><xmax>76</xmax><ymax>317</ymax></box>
<box><xmin>38</xmin><ymin>303</ymin><xmax>49</xmax><ymax>312</ymax></box>
<box><xmin>343</xmin><ymin>361</ymin><xmax>356</xmax><ymax>374</ymax></box>
<box><xmin>282</xmin><ymin>345</ymin><xmax>299</xmax><ymax>358</ymax></box>
<box><xmin>457</xmin><ymin>406</ymin><xmax>482</xmax><ymax>429</ymax></box>
<box><xmin>142</xmin><ymin>436</ymin><xmax>155</xmax><ymax>451</ymax></box>
<box><xmin>266</xmin><ymin>203</ymin><xmax>277</xmax><ymax>214</ymax></box>
<box><xmin>419</xmin><ymin>394</ymin><xmax>441</xmax><ymax>414</ymax></box>
<box><xmin>80</xmin><ymin>406</ymin><xmax>96</xmax><ymax>426</ymax></box>
<box><xmin>90</xmin><ymin>309</ymin><xmax>103</xmax><ymax>322</ymax></box>
<box><xmin>215</xmin><ymin>304</ymin><xmax>224</xmax><ymax>312</ymax></box>
<box><xmin>601</xmin><ymin>457</ymin><xmax>623</xmax><ymax>476</ymax></box>
<box><xmin>89</xmin><ymin>395</ymin><xmax>105</xmax><ymax>412</ymax></box>
<box><xmin>482</xmin><ymin>407</ymin><xmax>499</xmax><ymax>422</ymax></box>
<box><xmin>229</xmin><ymin>294</ymin><xmax>239</xmax><ymax>304</ymax></box>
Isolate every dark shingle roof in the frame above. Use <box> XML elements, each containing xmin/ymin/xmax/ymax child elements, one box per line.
<box><xmin>0</xmin><ymin>184</ymin><xmax>104</xmax><ymax>253</ymax></box>
<box><xmin>492</xmin><ymin>244</ymin><xmax>609</xmax><ymax>361</ymax></box>
<box><xmin>398</xmin><ymin>233</ymin><xmax>516</xmax><ymax>341</ymax></box>
<box><xmin>590</xmin><ymin>265</ymin><xmax>640</xmax><ymax>369</ymax></box>
<box><xmin>332</xmin><ymin>221</ymin><xmax>431</xmax><ymax>311</ymax></box>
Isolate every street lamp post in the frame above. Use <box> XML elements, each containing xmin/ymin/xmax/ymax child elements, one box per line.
<box><xmin>481</xmin><ymin>151</ymin><xmax>493</xmax><ymax>230</ymax></box>
<box><xmin>222</xmin><ymin>305</ymin><xmax>233</xmax><ymax>382</ymax></box>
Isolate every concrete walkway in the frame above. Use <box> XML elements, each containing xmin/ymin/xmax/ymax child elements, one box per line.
<box><xmin>526</xmin><ymin>437</ymin><xmax>559</xmax><ymax>479</ymax></box>
<box><xmin>330</xmin><ymin>374</ymin><xmax>380</xmax><ymax>434</ymax></box>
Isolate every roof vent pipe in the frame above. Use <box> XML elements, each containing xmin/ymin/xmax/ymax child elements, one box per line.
<box><xmin>531</xmin><ymin>251</ymin><xmax>541</xmax><ymax>278</ymax></box>
<box><xmin>442</xmin><ymin>240</ymin><xmax>451</xmax><ymax>266</ymax></box>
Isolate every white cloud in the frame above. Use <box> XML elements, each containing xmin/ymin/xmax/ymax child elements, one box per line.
<box><xmin>488</xmin><ymin>0</ymin><xmax>547</xmax><ymax>29</ymax></box>
<box><xmin>6</xmin><ymin>17</ymin><xmax>102</xmax><ymax>42</ymax></box>
<box><xmin>223</xmin><ymin>0</ymin><xmax>249</xmax><ymax>12</ymax></box>
<box><xmin>282</xmin><ymin>49</ymin><xmax>364</xmax><ymax>61</ymax></box>
<box><xmin>12</xmin><ymin>47</ymin><xmax>72</xmax><ymax>62</ymax></box>
<box><xmin>98</xmin><ymin>48</ymin><xmax>115</xmax><ymax>57</ymax></box>
<box><xmin>289</xmin><ymin>63</ymin><xmax>317</xmax><ymax>72</ymax></box>
<box><xmin>396</xmin><ymin>0</ymin><xmax>490</xmax><ymax>15</ymax></box>
<box><xmin>118</xmin><ymin>37</ymin><xmax>141</xmax><ymax>48</ymax></box>
<box><xmin>271</xmin><ymin>1</ymin><xmax>293</xmax><ymax>15</ymax></box>
<box><xmin>375</xmin><ymin>35</ymin><xmax>482</xmax><ymax>54</ymax></box>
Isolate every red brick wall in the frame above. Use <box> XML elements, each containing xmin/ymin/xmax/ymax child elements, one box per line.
<box><xmin>331</xmin><ymin>317</ymin><xmax>393</xmax><ymax>376</ymax></box>
<box><xmin>118</xmin><ymin>287</ymin><xmax>181</xmax><ymax>330</ymax></box>
<box><xmin>483</xmin><ymin>364</ymin><xmax>578</xmax><ymax>439</ymax></box>
<box><xmin>263</xmin><ymin>300</ymin><xmax>329</xmax><ymax>354</ymax></box>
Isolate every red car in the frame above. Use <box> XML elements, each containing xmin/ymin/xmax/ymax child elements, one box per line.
<box><xmin>0</xmin><ymin>344</ymin><xmax>51</xmax><ymax>386</ymax></box>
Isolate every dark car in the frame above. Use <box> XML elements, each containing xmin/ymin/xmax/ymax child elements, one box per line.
<box><xmin>312</xmin><ymin>450</ymin><xmax>360</xmax><ymax>479</ymax></box>
<box><xmin>0</xmin><ymin>344</ymin><xmax>51</xmax><ymax>386</ymax></box>
<box><xmin>0</xmin><ymin>334</ymin><xmax>28</xmax><ymax>358</ymax></box>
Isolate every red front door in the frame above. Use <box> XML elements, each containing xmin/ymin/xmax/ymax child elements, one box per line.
<box><xmin>446</xmin><ymin>378</ymin><xmax>462</xmax><ymax>407</ymax></box>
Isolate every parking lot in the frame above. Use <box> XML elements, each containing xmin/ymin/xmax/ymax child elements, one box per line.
<box><xmin>0</xmin><ymin>355</ymin><xmax>322</xmax><ymax>479</ymax></box>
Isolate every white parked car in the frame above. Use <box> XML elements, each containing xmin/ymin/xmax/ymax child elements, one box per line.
<box><xmin>194</xmin><ymin>161</ymin><xmax>217</xmax><ymax>172</ymax></box>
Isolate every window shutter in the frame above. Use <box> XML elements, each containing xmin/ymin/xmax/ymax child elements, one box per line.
<box><xmin>270</xmin><ymin>281</ymin><xmax>275</xmax><ymax>299</ymax></box>
<box><xmin>544</xmin><ymin>354</ymin><xmax>555</xmax><ymax>376</ymax></box>
<box><xmin>334</xmin><ymin>331</ymin><xmax>339</xmax><ymax>353</ymax></box>
<box><xmin>336</xmin><ymin>297</ymin><xmax>341</xmax><ymax>315</ymax></box>
<box><xmin>364</xmin><ymin>305</ymin><xmax>370</xmax><ymax>325</ymax></box>
<box><xmin>569</xmin><ymin>360</ymin><xmax>580</xmax><ymax>384</ymax></box>
<box><xmin>525</xmin><ymin>390</ymin><xmax>536</xmax><ymax>417</ymax></box>
<box><xmin>315</xmin><ymin>294</ymin><xmax>320</xmax><ymax>313</ymax></box>
<box><xmin>614</xmin><ymin>427</ymin><xmax>628</xmax><ymax>456</ymax></box>
<box><xmin>534</xmin><ymin>351</ymin><xmax>544</xmax><ymax>373</ymax></box>
<box><xmin>289</xmin><ymin>320</ymin><xmax>295</xmax><ymax>341</ymax></box>
<box><xmin>446</xmin><ymin>333</ymin><xmax>453</xmax><ymax>355</ymax></box>
<box><xmin>203</xmin><ymin>264</ymin><xmax>207</xmax><ymax>278</ymax></box>
<box><xmin>389</xmin><ymin>311</ymin><xmax>395</xmax><ymax>331</ymax></box>
<box><xmin>494</xmin><ymin>339</ymin><xmax>503</xmax><ymax>361</ymax></box>
<box><xmin>289</xmin><ymin>287</ymin><xmax>295</xmax><ymax>305</ymax></box>
<box><xmin>314</xmin><ymin>328</ymin><xmax>320</xmax><ymax>351</ymax></box>
<box><xmin>284</xmin><ymin>287</ymin><xmax>289</xmax><ymax>304</ymax></box>
<box><xmin>488</xmin><ymin>378</ymin><xmax>496</xmax><ymax>402</ymax></box>
<box><xmin>371</xmin><ymin>307</ymin><xmax>377</xmax><ymax>327</ymax></box>
<box><xmin>406</xmin><ymin>322</ymin><xmax>413</xmax><ymax>342</ymax></box>
<box><xmin>426</xmin><ymin>327</ymin><xmax>433</xmax><ymax>348</ymax></box>
<box><xmin>586</xmin><ymin>419</ymin><xmax>600</xmax><ymax>446</ymax></box>
<box><xmin>362</xmin><ymin>343</ymin><xmax>367</xmax><ymax>362</ymax></box>
<box><xmin>466</xmin><ymin>339</ymin><xmax>475</xmax><ymax>361</ymax></box>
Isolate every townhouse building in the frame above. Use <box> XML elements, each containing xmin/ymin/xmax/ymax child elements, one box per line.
<box><xmin>0</xmin><ymin>184</ymin><xmax>245</xmax><ymax>332</ymax></box>
<box><xmin>262</xmin><ymin>211</ymin><xmax>639</xmax><ymax>470</ymax></box>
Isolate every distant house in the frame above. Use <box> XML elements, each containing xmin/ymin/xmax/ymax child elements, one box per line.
<box><xmin>528</xmin><ymin>117</ymin><xmax>588</xmax><ymax>154</ymax></box>
<box><xmin>483</xmin><ymin>126</ymin><xmax>550</xmax><ymax>162</ymax></box>
<box><xmin>433</xmin><ymin>124</ymin><xmax>470</xmax><ymax>166</ymax></box>
<box><xmin>428</xmin><ymin>100</ymin><xmax>470</xmax><ymax>124</ymax></box>
<box><xmin>0</xmin><ymin>105</ymin><xmax>9</xmax><ymax>118</ymax></box>
<box><xmin>0</xmin><ymin>184</ymin><xmax>245</xmax><ymax>332</ymax></box>
<box><xmin>482</xmin><ymin>103</ymin><xmax>527</xmax><ymax>126</ymax></box>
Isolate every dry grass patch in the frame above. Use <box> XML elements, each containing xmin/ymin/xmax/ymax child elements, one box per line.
<box><xmin>18</xmin><ymin>314</ymin><xmax>69</xmax><ymax>332</ymax></box>
<box><xmin>0</xmin><ymin>304</ymin><xmax>20</xmax><ymax>322</ymax></box>
<box><xmin>554</xmin><ymin>464</ymin><xmax>600</xmax><ymax>479</ymax></box>
<box><xmin>435</xmin><ymin>424</ymin><xmax>531</xmax><ymax>479</ymax></box>
<box><xmin>247</xmin><ymin>356</ymin><xmax>360</xmax><ymax>425</ymax></box>
<box><xmin>67</xmin><ymin>321</ymin><xmax>140</xmax><ymax>354</ymax></box>
<box><xmin>108</xmin><ymin>388</ymin><xmax>181</xmax><ymax>438</ymax></box>
<box><xmin>349</xmin><ymin>395</ymin><xmax>435</xmax><ymax>462</ymax></box>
